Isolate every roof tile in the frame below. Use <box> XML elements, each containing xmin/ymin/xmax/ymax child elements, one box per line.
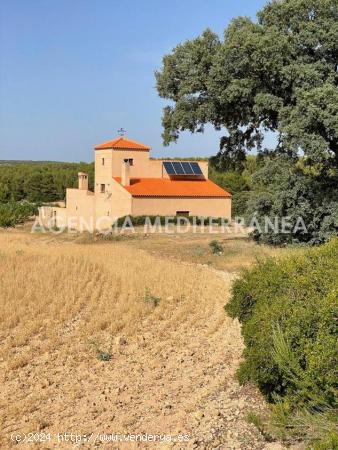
<box><xmin>95</xmin><ymin>137</ymin><xmax>150</xmax><ymax>150</ymax></box>
<box><xmin>114</xmin><ymin>177</ymin><xmax>231</xmax><ymax>198</ymax></box>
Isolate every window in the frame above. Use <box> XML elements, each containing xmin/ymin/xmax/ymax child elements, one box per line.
<box><xmin>100</xmin><ymin>184</ymin><xmax>105</xmax><ymax>193</ymax></box>
<box><xmin>128</xmin><ymin>158</ymin><xmax>133</xmax><ymax>166</ymax></box>
<box><xmin>102</xmin><ymin>158</ymin><xmax>105</xmax><ymax>166</ymax></box>
<box><xmin>176</xmin><ymin>211</ymin><xmax>190</xmax><ymax>217</ymax></box>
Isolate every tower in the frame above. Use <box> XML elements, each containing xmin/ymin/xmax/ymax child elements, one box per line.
<box><xmin>94</xmin><ymin>147</ymin><xmax>113</xmax><ymax>194</ymax></box>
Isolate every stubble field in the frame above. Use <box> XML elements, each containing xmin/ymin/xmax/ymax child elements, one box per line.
<box><xmin>0</xmin><ymin>228</ymin><xmax>299</xmax><ymax>449</ymax></box>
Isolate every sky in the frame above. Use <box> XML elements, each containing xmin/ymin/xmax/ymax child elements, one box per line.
<box><xmin>0</xmin><ymin>0</ymin><xmax>269</xmax><ymax>162</ymax></box>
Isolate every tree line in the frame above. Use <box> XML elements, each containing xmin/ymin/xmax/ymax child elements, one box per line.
<box><xmin>0</xmin><ymin>162</ymin><xmax>94</xmax><ymax>203</ymax></box>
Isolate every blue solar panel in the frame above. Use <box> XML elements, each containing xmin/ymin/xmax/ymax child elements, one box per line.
<box><xmin>163</xmin><ymin>161</ymin><xmax>175</xmax><ymax>175</ymax></box>
<box><xmin>190</xmin><ymin>162</ymin><xmax>203</xmax><ymax>175</ymax></box>
<box><xmin>163</xmin><ymin>161</ymin><xmax>204</xmax><ymax>176</ymax></box>
<box><xmin>181</xmin><ymin>162</ymin><xmax>194</xmax><ymax>174</ymax></box>
<box><xmin>172</xmin><ymin>162</ymin><xmax>185</xmax><ymax>175</ymax></box>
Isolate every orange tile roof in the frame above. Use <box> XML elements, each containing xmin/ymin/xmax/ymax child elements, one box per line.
<box><xmin>95</xmin><ymin>136</ymin><xmax>150</xmax><ymax>150</ymax></box>
<box><xmin>114</xmin><ymin>177</ymin><xmax>231</xmax><ymax>198</ymax></box>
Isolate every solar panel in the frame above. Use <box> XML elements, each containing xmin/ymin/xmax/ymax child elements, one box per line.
<box><xmin>190</xmin><ymin>162</ymin><xmax>203</xmax><ymax>175</ymax></box>
<box><xmin>163</xmin><ymin>161</ymin><xmax>204</xmax><ymax>176</ymax></box>
<box><xmin>181</xmin><ymin>162</ymin><xmax>194</xmax><ymax>174</ymax></box>
<box><xmin>172</xmin><ymin>162</ymin><xmax>185</xmax><ymax>175</ymax></box>
<box><xmin>163</xmin><ymin>161</ymin><xmax>176</xmax><ymax>175</ymax></box>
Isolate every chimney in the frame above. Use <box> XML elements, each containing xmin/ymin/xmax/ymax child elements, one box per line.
<box><xmin>78</xmin><ymin>172</ymin><xmax>88</xmax><ymax>190</ymax></box>
<box><xmin>121</xmin><ymin>159</ymin><xmax>130</xmax><ymax>186</ymax></box>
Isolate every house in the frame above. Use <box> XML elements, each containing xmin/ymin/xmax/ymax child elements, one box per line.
<box><xmin>39</xmin><ymin>136</ymin><xmax>231</xmax><ymax>231</ymax></box>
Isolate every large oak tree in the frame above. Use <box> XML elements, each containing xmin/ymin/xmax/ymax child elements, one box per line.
<box><xmin>156</xmin><ymin>0</ymin><xmax>338</xmax><ymax>171</ymax></box>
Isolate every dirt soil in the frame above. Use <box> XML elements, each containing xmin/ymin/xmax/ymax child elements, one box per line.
<box><xmin>0</xmin><ymin>230</ymin><xmax>301</xmax><ymax>449</ymax></box>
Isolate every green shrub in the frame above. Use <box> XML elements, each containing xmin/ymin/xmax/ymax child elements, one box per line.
<box><xmin>0</xmin><ymin>201</ymin><xmax>38</xmax><ymax>228</ymax></box>
<box><xmin>144</xmin><ymin>288</ymin><xmax>161</xmax><ymax>307</ymax></box>
<box><xmin>89</xmin><ymin>339</ymin><xmax>112</xmax><ymax>362</ymax></box>
<box><xmin>225</xmin><ymin>238</ymin><xmax>338</xmax><ymax>408</ymax></box>
<box><xmin>231</xmin><ymin>191</ymin><xmax>252</xmax><ymax>217</ymax></box>
<box><xmin>269</xmin><ymin>401</ymin><xmax>338</xmax><ymax>448</ymax></box>
<box><xmin>312</xmin><ymin>433</ymin><xmax>338</xmax><ymax>450</ymax></box>
<box><xmin>209</xmin><ymin>167</ymin><xmax>250</xmax><ymax>194</ymax></box>
<box><xmin>114</xmin><ymin>215</ymin><xmax>228</xmax><ymax>227</ymax></box>
<box><xmin>209</xmin><ymin>240</ymin><xmax>223</xmax><ymax>254</ymax></box>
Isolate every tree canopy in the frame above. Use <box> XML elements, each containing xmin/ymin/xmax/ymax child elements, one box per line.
<box><xmin>156</xmin><ymin>0</ymin><xmax>338</xmax><ymax>171</ymax></box>
<box><xmin>0</xmin><ymin>162</ymin><xmax>94</xmax><ymax>203</ymax></box>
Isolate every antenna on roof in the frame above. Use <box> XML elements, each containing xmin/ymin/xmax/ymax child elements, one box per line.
<box><xmin>117</xmin><ymin>128</ymin><xmax>126</xmax><ymax>136</ymax></box>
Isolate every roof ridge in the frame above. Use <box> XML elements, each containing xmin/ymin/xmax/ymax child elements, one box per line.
<box><xmin>122</xmin><ymin>136</ymin><xmax>143</xmax><ymax>145</ymax></box>
<box><xmin>95</xmin><ymin>136</ymin><xmax>150</xmax><ymax>150</ymax></box>
<box><xmin>114</xmin><ymin>136</ymin><xmax>150</xmax><ymax>149</ymax></box>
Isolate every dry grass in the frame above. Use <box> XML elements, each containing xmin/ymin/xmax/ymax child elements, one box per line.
<box><xmin>104</xmin><ymin>230</ymin><xmax>301</xmax><ymax>272</ymax></box>
<box><xmin>0</xmin><ymin>229</ymin><xmax>297</xmax><ymax>370</ymax></box>
<box><xmin>0</xmin><ymin>231</ymin><xmax>224</xmax><ymax>365</ymax></box>
<box><xmin>0</xmin><ymin>230</ymin><xmax>235</xmax><ymax>448</ymax></box>
<box><xmin>0</xmin><ymin>228</ymin><xmax>296</xmax><ymax>449</ymax></box>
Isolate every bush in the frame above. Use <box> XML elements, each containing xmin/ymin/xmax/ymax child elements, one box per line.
<box><xmin>209</xmin><ymin>240</ymin><xmax>223</xmax><ymax>254</ymax></box>
<box><xmin>209</xmin><ymin>167</ymin><xmax>250</xmax><ymax>194</ymax></box>
<box><xmin>114</xmin><ymin>215</ymin><xmax>228</xmax><ymax>227</ymax></box>
<box><xmin>0</xmin><ymin>201</ymin><xmax>38</xmax><ymax>228</ymax></box>
<box><xmin>231</xmin><ymin>191</ymin><xmax>252</xmax><ymax>217</ymax></box>
<box><xmin>225</xmin><ymin>238</ymin><xmax>338</xmax><ymax>408</ymax></box>
<box><xmin>225</xmin><ymin>239</ymin><xmax>338</xmax><ymax>446</ymax></box>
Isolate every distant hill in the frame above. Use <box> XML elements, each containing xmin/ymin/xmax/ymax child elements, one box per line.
<box><xmin>0</xmin><ymin>160</ymin><xmax>68</xmax><ymax>165</ymax></box>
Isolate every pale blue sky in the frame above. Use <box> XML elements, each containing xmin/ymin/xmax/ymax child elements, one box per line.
<box><xmin>0</xmin><ymin>0</ymin><xmax>270</xmax><ymax>162</ymax></box>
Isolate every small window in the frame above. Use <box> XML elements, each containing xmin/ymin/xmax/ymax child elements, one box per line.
<box><xmin>129</xmin><ymin>158</ymin><xmax>133</xmax><ymax>166</ymax></box>
<box><xmin>100</xmin><ymin>184</ymin><xmax>105</xmax><ymax>193</ymax></box>
<box><xmin>176</xmin><ymin>211</ymin><xmax>190</xmax><ymax>217</ymax></box>
<box><xmin>102</xmin><ymin>158</ymin><xmax>105</xmax><ymax>166</ymax></box>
